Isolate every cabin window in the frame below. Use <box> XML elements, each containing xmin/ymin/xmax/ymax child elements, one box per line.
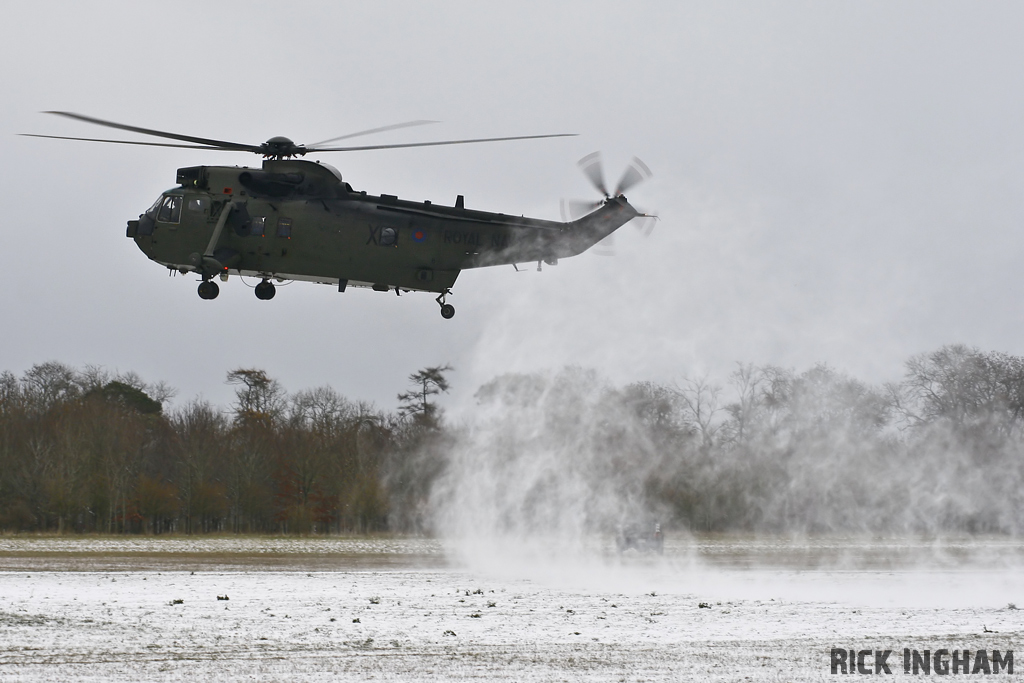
<box><xmin>276</xmin><ymin>217</ymin><xmax>292</xmax><ymax>238</ymax></box>
<box><xmin>187</xmin><ymin>197</ymin><xmax>206</xmax><ymax>212</ymax></box>
<box><xmin>157</xmin><ymin>195</ymin><xmax>182</xmax><ymax>224</ymax></box>
<box><xmin>379</xmin><ymin>226</ymin><xmax>397</xmax><ymax>246</ymax></box>
<box><xmin>250</xmin><ymin>216</ymin><xmax>266</xmax><ymax>236</ymax></box>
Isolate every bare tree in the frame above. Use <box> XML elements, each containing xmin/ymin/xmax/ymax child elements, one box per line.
<box><xmin>171</xmin><ymin>400</ymin><xmax>229</xmax><ymax>533</ymax></box>
<box><xmin>723</xmin><ymin>363</ymin><xmax>764</xmax><ymax>445</ymax></box>
<box><xmin>675</xmin><ymin>375</ymin><xmax>722</xmax><ymax>449</ymax></box>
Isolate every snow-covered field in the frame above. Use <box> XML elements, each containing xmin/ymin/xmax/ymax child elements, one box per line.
<box><xmin>1</xmin><ymin>536</ymin><xmax>1022</xmax><ymax>681</ymax></box>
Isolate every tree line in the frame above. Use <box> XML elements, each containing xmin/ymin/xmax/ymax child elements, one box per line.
<box><xmin>0</xmin><ymin>363</ymin><xmax>450</xmax><ymax>534</ymax></box>
<box><xmin>438</xmin><ymin>344</ymin><xmax>1024</xmax><ymax>537</ymax></box>
<box><xmin>1</xmin><ymin>344</ymin><xmax>1022</xmax><ymax>535</ymax></box>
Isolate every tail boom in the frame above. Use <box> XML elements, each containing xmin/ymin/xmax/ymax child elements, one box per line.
<box><xmin>461</xmin><ymin>198</ymin><xmax>640</xmax><ymax>269</ymax></box>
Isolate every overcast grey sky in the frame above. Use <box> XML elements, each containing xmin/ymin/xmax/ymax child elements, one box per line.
<box><xmin>2</xmin><ymin>1</ymin><xmax>1023</xmax><ymax>411</ymax></box>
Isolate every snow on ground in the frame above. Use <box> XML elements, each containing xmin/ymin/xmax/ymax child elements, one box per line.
<box><xmin>0</xmin><ymin>536</ymin><xmax>1022</xmax><ymax>681</ymax></box>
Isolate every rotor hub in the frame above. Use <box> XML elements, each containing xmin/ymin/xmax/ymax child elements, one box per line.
<box><xmin>260</xmin><ymin>136</ymin><xmax>307</xmax><ymax>159</ymax></box>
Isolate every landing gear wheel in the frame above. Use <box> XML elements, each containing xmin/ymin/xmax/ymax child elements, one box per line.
<box><xmin>255</xmin><ymin>280</ymin><xmax>276</xmax><ymax>300</ymax></box>
<box><xmin>197</xmin><ymin>280</ymin><xmax>220</xmax><ymax>300</ymax></box>
<box><xmin>435</xmin><ymin>289</ymin><xmax>455</xmax><ymax>319</ymax></box>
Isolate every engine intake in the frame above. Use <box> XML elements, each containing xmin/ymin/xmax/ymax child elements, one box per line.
<box><xmin>238</xmin><ymin>171</ymin><xmax>305</xmax><ymax>197</ymax></box>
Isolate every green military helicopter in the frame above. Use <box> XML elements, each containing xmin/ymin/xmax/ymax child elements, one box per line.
<box><xmin>25</xmin><ymin>112</ymin><xmax>653</xmax><ymax>318</ymax></box>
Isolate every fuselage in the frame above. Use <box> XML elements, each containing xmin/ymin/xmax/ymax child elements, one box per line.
<box><xmin>127</xmin><ymin>159</ymin><xmax>640</xmax><ymax>295</ymax></box>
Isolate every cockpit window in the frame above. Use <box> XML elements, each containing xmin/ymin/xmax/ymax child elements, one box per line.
<box><xmin>144</xmin><ymin>196</ymin><xmax>162</xmax><ymax>218</ymax></box>
<box><xmin>187</xmin><ymin>197</ymin><xmax>206</xmax><ymax>212</ymax></box>
<box><xmin>157</xmin><ymin>195</ymin><xmax>182</xmax><ymax>223</ymax></box>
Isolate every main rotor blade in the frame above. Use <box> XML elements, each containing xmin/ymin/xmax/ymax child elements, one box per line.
<box><xmin>614</xmin><ymin>156</ymin><xmax>652</xmax><ymax>196</ymax></box>
<box><xmin>308</xmin><ymin>120</ymin><xmax>440</xmax><ymax>147</ymax></box>
<box><xmin>19</xmin><ymin>134</ymin><xmax>227</xmax><ymax>150</ymax></box>
<box><xmin>308</xmin><ymin>132</ymin><xmax>576</xmax><ymax>153</ymax></box>
<box><xmin>577</xmin><ymin>151</ymin><xmax>608</xmax><ymax>197</ymax></box>
<box><xmin>43</xmin><ymin>111</ymin><xmax>260</xmax><ymax>152</ymax></box>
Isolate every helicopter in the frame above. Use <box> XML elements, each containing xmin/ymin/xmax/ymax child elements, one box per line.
<box><xmin>23</xmin><ymin>112</ymin><xmax>653</xmax><ymax>318</ymax></box>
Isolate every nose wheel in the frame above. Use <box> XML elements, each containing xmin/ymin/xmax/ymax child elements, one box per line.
<box><xmin>436</xmin><ymin>290</ymin><xmax>455</xmax><ymax>319</ymax></box>
<box><xmin>197</xmin><ymin>280</ymin><xmax>220</xmax><ymax>300</ymax></box>
<box><xmin>255</xmin><ymin>280</ymin><xmax>276</xmax><ymax>300</ymax></box>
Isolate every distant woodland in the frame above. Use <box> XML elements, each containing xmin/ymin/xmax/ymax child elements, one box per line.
<box><xmin>1</xmin><ymin>344</ymin><xmax>1022</xmax><ymax>535</ymax></box>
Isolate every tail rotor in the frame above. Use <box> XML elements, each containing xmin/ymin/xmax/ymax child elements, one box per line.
<box><xmin>562</xmin><ymin>152</ymin><xmax>658</xmax><ymax>247</ymax></box>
